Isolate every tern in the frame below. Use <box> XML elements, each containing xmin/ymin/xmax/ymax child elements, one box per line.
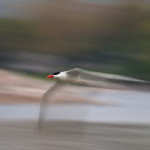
<box><xmin>39</xmin><ymin>68</ymin><xmax>150</xmax><ymax>130</ymax></box>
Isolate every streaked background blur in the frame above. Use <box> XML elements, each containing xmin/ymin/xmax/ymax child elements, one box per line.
<box><xmin>1</xmin><ymin>0</ymin><xmax>150</xmax><ymax>79</ymax></box>
<box><xmin>0</xmin><ymin>0</ymin><xmax>150</xmax><ymax>150</ymax></box>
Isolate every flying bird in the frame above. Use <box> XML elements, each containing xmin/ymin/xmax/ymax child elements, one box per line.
<box><xmin>39</xmin><ymin>68</ymin><xmax>150</xmax><ymax>130</ymax></box>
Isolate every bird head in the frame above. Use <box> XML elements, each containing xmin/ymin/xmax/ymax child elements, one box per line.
<box><xmin>46</xmin><ymin>72</ymin><xmax>60</xmax><ymax>79</ymax></box>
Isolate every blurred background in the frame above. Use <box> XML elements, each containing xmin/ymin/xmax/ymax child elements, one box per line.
<box><xmin>0</xmin><ymin>0</ymin><xmax>150</xmax><ymax>79</ymax></box>
<box><xmin>0</xmin><ymin>0</ymin><xmax>150</xmax><ymax>150</ymax></box>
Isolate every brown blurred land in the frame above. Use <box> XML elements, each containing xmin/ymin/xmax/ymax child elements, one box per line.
<box><xmin>0</xmin><ymin>69</ymin><xmax>114</xmax><ymax>105</ymax></box>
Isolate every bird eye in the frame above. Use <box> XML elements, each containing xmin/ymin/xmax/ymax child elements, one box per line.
<box><xmin>52</xmin><ymin>72</ymin><xmax>60</xmax><ymax>75</ymax></box>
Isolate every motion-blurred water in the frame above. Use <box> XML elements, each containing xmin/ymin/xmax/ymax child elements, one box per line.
<box><xmin>0</xmin><ymin>89</ymin><xmax>150</xmax><ymax>150</ymax></box>
<box><xmin>0</xmin><ymin>90</ymin><xmax>150</xmax><ymax>123</ymax></box>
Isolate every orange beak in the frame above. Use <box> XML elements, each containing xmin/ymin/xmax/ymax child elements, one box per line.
<box><xmin>46</xmin><ymin>75</ymin><xmax>54</xmax><ymax>78</ymax></box>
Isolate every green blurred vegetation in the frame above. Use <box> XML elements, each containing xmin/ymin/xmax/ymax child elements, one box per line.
<box><xmin>0</xmin><ymin>19</ymin><xmax>36</xmax><ymax>51</ymax></box>
<box><xmin>0</xmin><ymin>1</ymin><xmax>150</xmax><ymax>79</ymax></box>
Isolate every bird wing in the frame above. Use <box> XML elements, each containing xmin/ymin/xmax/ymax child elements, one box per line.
<box><xmin>67</xmin><ymin>68</ymin><xmax>150</xmax><ymax>89</ymax></box>
<box><xmin>39</xmin><ymin>80</ymin><xmax>65</xmax><ymax>131</ymax></box>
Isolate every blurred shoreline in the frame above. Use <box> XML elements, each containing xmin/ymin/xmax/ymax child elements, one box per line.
<box><xmin>0</xmin><ymin>69</ymin><xmax>117</xmax><ymax>105</ymax></box>
<box><xmin>0</xmin><ymin>69</ymin><xmax>150</xmax><ymax>104</ymax></box>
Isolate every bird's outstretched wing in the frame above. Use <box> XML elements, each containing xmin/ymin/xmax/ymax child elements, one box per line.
<box><xmin>67</xmin><ymin>68</ymin><xmax>150</xmax><ymax>89</ymax></box>
<box><xmin>39</xmin><ymin>80</ymin><xmax>64</xmax><ymax>131</ymax></box>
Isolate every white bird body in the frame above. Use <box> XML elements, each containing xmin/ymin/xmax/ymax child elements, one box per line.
<box><xmin>53</xmin><ymin>71</ymin><xmax>68</xmax><ymax>80</ymax></box>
